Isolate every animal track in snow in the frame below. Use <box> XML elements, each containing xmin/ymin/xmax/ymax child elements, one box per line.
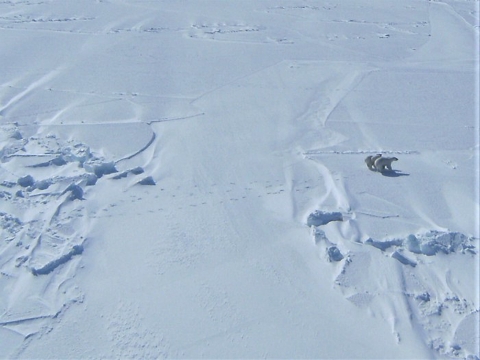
<box><xmin>0</xmin><ymin>13</ymin><xmax>97</xmax><ymax>34</ymax></box>
<box><xmin>0</xmin><ymin>15</ymin><xmax>95</xmax><ymax>24</ymax></box>
<box><xmin>303</xmin><ymin>149</ymin><xmax>420</xmax><ymax>157</ymax></box>
<box><xmin>106</xmin><ymin>301</ymin><xmax>169</xmax><ymax>359</ymax></box>
<box><xmin>264</xmin><ymin>5</ymin><xmax>429</xmax><ymax>43</ymax></box>
<box><xmin>188</xmin><ymin>22</ymin><xmax>266</xmax><ymax>43</ymax></box>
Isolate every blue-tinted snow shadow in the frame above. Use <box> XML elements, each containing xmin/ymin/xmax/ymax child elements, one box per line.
<box><xmin>381</xmin><ymin>170</ymin><xmax>410</xmax><ymax>177</ymax></box>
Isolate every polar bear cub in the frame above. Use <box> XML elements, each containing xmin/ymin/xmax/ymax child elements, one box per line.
<box><xmin>365</xmin><ymin>154</ymin><xmax>382</xmax><ymax>171</ymax></box>
<box><xmin>374</xmin><ymin>156</ymin><xmax>398</xmax><ymax>172</ymax></box>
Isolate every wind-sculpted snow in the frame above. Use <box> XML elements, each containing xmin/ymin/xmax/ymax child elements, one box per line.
<box><xmin>309</xmin><ymin>210</ymin><xmax>479</xmax><ymax>359</ymax></box>
<box><xmin>0</xmin><ymin>122</ymin><xmax>155</xmax><ymax>339</ymax></box>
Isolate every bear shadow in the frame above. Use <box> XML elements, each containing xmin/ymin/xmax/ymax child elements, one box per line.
<box><xmin>381</xmin><ymin>169</ymin><xmax>410</xmax><ymax>177</ymax></box>
<box><xmin>381</xmin><ymin>170</ymin><xmax>410</xmax><ymax>177</ymax></box>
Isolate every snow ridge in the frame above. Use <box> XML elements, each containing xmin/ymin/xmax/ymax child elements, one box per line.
<box><xmin>309</xmin><ymin>209</ymin><xmax>479</xmax><ymax>359</ymax></box>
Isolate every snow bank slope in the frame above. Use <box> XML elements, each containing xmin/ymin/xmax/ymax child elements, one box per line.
<box><xmin>1</xmin><ymin>0</ymin><xmax>478</xmax><ymax>358</ymax></box>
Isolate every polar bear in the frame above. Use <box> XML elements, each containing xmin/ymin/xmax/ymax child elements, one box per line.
<box><xmin>374</xmin><ymin>156</ymin><xmax>398</xmax><ymax>172</ymax></box>
<box><xmin>365</xmin><ymin>154</ymin><xmax>382</xmax><ymax>171</ymax></box>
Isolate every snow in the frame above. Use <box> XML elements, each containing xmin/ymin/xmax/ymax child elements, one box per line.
<box><xmin>0</xmin><ymin>0</ymin><xmax>479</xmax><ymax>359</ymax></box>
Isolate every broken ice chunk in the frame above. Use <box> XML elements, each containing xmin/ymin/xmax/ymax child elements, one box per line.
<box><xmin>306</xmin><ymin>210</ymin><xmax>343</xmax><ymax>227</ymax></box>
<box><xmin>405</xmin><ymin>234</ymin><xmax>422</xmax><ymax>253</ymax></box>
<box><xmin>137</xmin><ymin>176</ymin><xmax>156</xmax><ymax>185</ymax></box>
<box><xmin>391</xmin><ymin>250</ymin><xmax>417</xmax><ymax>267</ymax></box>
<box><xmin>364</xmin><ymin>238</ymin><xmax>403</xmax><ymax>251</ymax></box>
<box><xmin>17</xmin><ymin>175</ymin><xmax>35</xmax><ymax>187</ymax></box>
<box><xmin>327</xmin><ymin>246</ymin><xmax>344</xmax><ymax>262</ymax></box>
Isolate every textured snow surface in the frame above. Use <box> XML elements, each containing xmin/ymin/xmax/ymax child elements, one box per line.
<box><xmin>1</xmin><ymin>0</ymin><xmax>479</xmax><ymax>359</ymax></box>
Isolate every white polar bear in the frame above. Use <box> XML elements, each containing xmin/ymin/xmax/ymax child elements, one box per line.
<box><xmin>365</xmin><ymin>154</ymin><xmax>382</xmax><ymax>171</ymax></box>
<box><xmin>374</xmin><ymin>156</ymin><xmax>398</xmax><ymax>172</ymax></box>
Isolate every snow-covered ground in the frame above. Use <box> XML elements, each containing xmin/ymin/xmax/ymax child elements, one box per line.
<box><xmin>1</xmin><ymin>0</ymin><xmax>479</xmax><ymax>358</ymax></box>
